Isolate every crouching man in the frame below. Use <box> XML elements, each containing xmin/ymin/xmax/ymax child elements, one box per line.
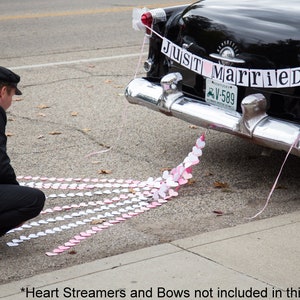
<box><xmin>0</xmin><ymin>66</ymin><xmax>45</xmax><ymax>236</ymax></box>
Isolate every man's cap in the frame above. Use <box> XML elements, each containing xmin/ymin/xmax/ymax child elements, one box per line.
<box><xmin>0</xmin><ymin>66</ymin><xmax>22</xmax><ymax>95</ymax></box>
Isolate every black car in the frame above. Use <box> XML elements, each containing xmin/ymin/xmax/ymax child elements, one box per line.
<box><xmin>125</xmin><ymin>0</ymin><xmax>300</xmax><ymax>156</ymax></box>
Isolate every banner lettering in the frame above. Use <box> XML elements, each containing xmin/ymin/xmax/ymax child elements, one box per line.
<box><xmin>161</xmin><ymin>37</ymin><xmax>299</xmax><ymax>88</ymax></box>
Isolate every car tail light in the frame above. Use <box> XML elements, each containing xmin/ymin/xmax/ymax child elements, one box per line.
<box><xmin>141</xmin><ymin>12</ymin><xmax>153</xmax><ymax>35</ymax></box>
<box><xmin>141</xmin><ymin>9</ymin><xmax>166</xmax><ymax>36</ymax></box>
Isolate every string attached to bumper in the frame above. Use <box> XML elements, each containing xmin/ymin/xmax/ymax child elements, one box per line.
<box><xmin>85</xmin><ymin>35</ymin><xmax>147</xmax><ymax>157</ymax></box>
<box><xmin>249</xmin><ymin>133</ymin><xmax>300</xmax><ymax>219</ymax></box>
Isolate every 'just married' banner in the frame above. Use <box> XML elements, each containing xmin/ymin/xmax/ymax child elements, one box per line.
<box><xmin>161</xmin><ymin>37</ymin><xmax>300</xmax><ymax>88</ymax></box>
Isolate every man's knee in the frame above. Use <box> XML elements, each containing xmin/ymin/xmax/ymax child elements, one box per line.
<box><xmin>20</xmin><ymin>187</ymin><xmax>45</xmax><ymax>217</ymax></box>
<box><xmin>31</xmin><ymin>188</ymin><xmax>46</xmax><ymax>213</ymax></box>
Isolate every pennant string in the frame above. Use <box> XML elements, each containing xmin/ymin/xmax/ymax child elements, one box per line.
<box><xmin>249</xmin><ymin>133</ymin><xmax>300</xmax><ymax>219</ymax></box>
<box><xmin>85</xmin><ymin>32</ymin><xmax>148</xmax><ymax>157</ymax></box>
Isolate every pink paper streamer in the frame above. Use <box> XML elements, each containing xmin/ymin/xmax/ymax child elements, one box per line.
<box><xmin>13</xmin><ymin>116</ymin><xmax>206</xmax><ymax>257</ymax></box>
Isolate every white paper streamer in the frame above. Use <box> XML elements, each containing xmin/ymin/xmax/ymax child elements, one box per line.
<box><xmin>8</xmin><ymin>134</ymin><xmax>205</xmax><ymax>255</ymax></box>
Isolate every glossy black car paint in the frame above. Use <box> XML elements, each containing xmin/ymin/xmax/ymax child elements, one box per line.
<box><xmin>146</xmin><ymin>0</ymin><xmax>300</xmax><ymax>123</ymax></box>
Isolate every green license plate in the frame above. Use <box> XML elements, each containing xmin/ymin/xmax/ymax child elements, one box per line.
<box><xmin>205</xmin><ymin>78</ymin><xmax>238</xmax><ymax>111</ymax></box>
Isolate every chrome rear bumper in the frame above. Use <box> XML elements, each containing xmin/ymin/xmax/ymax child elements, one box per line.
<box><xmin>125</xmin><ymin>73</ymin><xmax>300</xmax><ymax>156</ymax></box>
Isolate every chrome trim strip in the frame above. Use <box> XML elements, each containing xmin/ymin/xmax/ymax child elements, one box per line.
<box><xmin>209</xmin><ymin>53</ymin><xmax>245</xmax><ymax>64</ymax></box>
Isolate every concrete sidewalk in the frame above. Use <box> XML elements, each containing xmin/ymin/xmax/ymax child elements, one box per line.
<box><xmin>1</xmin><ymin>211</ymin><xmax>299</xmax><ymax>300</ymax></box>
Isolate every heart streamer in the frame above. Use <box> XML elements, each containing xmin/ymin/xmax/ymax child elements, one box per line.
<box><xmin>6</xmin><ymin>134</ymin><xmax>205</xmax><ymax>256</ymax></box>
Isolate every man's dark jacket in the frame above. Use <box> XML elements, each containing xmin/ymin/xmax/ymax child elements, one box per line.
<box><xmin>0</xmin><ymin>106</ymin><xmax>18</xmax><ymax>185</ymax></box>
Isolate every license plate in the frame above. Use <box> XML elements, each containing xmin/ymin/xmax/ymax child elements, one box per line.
<box><xmin>205</xmin><ymin>79</ymin><xmax>238</xmax><ymax>111</ymax></box>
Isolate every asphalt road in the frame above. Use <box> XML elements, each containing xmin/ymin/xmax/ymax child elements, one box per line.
<box><xmin>0</xmin><ymin>0</ymin><xmax>299</xmax><ymax>285</ymax></box>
